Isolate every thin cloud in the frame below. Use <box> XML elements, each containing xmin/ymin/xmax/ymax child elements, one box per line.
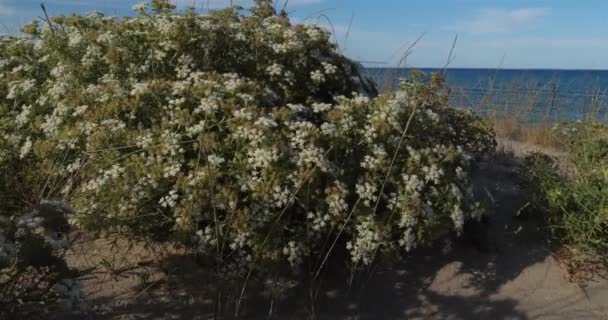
<box><xmin>449</xmin><ymin>7</ymin><xmax>548</xmax><ymax>35</ymax></box>
<box><xmin>0</xmin><ymin>3</ymin><xmax>15</xmax><ymax>16</ymax></box>
<box><xmin>481</xmin><ymin>37</ymin><xmax>608</xmax><ymax>50</ymax></box>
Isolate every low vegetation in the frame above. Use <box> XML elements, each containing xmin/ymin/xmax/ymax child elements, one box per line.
<box><xmin>0</xmin><ymin>0</ymin><xmax>497</xmax><ymax>315</ymax></box>
<box><xmin>525</xmin><ymin>122</ymin><xmax>608</xmax><ymax>263</ymax></box>
<box><xmin>2</xmin><ymin>0</ymin><xmax>608</xmax><ymax>317</ymax></box>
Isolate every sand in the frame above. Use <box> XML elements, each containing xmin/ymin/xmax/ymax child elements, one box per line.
<box><xmin>60</xmin><ymin>144</ymin><xmax>608</xmax><ymax>320</ymax></box>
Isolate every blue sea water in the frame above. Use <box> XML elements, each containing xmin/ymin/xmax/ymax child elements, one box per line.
<box><xmin>363</xmin><ymin>68</ymin><xmax>608</xmax><ymax>122</ymax></box>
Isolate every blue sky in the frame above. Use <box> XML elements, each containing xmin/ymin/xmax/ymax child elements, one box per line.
<box><xmin>1</xmin><ymin>0</ymin><xmax>608</xmax><ymax>69</ymax></box>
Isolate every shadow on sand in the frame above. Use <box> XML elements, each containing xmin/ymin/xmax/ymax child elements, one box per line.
<box><xmin>69</xmin><ymin>156</ymin><xmax>592</xmax><ymax>320</ymax></box>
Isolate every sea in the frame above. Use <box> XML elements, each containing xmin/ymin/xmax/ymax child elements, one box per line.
<box><xmin>363</xmin><ymin>68</ymin><xmax>608</xmax><ymax>122</ymax></box>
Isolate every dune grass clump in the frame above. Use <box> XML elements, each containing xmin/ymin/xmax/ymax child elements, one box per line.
<box><xmin>525</xmin><ymin>121</ymin><xmax>608</xmax><ymax>262</ymax></box>
<box><xmin>0</xmin><ymin>0</ymin><xmax>495</xmax><ymax>281</ymax></box>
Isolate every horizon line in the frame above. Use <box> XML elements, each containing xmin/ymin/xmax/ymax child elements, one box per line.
<box><xmin>362</xmin><ymin>66</ymin><xmax>608</xmax><ymax>71</ymax></box>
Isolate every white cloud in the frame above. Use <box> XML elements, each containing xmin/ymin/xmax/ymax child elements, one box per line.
<box><xmin>480</xmin><ymin>37</ymin><xmax>608</xmax><ymax>50</ymax></box>
<box><xmin>449</xmin><ymin>7</ymin><xmax>548</xmax><ymax>35</ymax></box>
<box><xmin>301</xmin><ymin>21</ymin><xmax>441</xmax><ymax>66</ymax></box>
<box><xmin>0</xmin><ymin>3</ymin><xmax>15</xmax><ymax>16</ymax></box>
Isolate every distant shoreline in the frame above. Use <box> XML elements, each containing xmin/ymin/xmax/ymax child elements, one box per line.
<box><xmin>363</xmin><ymin>67</ymin><xmax>608</xmax><ymax>72</ymax></box>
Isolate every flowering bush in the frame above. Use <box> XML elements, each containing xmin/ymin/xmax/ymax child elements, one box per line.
<box><xmin>0</xmin><ymin>0</ymin><xmax>495</xmax><ymax>278</ymax></box>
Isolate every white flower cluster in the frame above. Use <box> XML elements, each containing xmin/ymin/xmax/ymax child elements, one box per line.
<box><xmin>0</xmin><ymin>1</ymin><xmax>495</xmax><ymax>277</ymax></box>
<box><xmin>310</xmin><ymin>70</ymin><xmax>325</xmax><ymax>84</ymax></box>
<box><xmin>347</xmin><ymin>216</ymin><xmax>382</xmax><ymax>265</ymax></box>
<box><xmin>356</xmin><ymin>179</ymin><xmax>378</xmax><ymax>207</ymax></box>
<box><xmin>283</xmin><ymin>241</ymin><xmax>306</xmax><ymax>267</ymax></box>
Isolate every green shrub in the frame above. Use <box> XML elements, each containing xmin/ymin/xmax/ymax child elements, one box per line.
<box><xmin>525</xmin><ymin>121</ymin><xmax>608</xmax><ymax>259</ymax></box>
<box><xmin>0</xmin><ymin>0</ymin><xmax>495</xmax><ymax>276</ymax></box>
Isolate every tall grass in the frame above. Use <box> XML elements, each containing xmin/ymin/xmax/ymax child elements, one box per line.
<box><xmin>524</xmin><ymin>123</ymin><xmax>608</xmax><ymax>267</ymax></box>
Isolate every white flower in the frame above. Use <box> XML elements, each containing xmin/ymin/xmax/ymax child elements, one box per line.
<box><xmin>450</xmin><ymin>183</ymin><xmax>463</xmax><ymax>201</ymax></box>
<box><xmin>353</xmin><ymin>95</ymin><xmax>370</xmax><ymax>105</ymax></box>
<box><xmin>426</xmin><ymin>109</ymin><xmax>440</xmax><ymax>122</ymax></box>
<box><xmin>96</xmin><ymin>31</ymin><xmax>114</xmax><ymax>44</ymax></box>
<box><xmin>76</xmin><ymin>121</ymin><xmax>97</xmax><ymax>136</ymax></box>
<box><xmin>360</xmin><ymin>145</ymin><xmax>387</xmax><ymax>170</ymax></box>
<box><xmin>194</xmin><ymin>97</ymin><xmax>219</xmax><ymax>115</ymax></box>
<box><xmin>312</xmin><ymin>102</ymin><xmax>332</xmax><ymax>113</ymax></box>
<box><xmin>469</xmin><ymin>202</ymin><xmax>484</xmax><ymax>221</ymax></box>
<box><xmin>100</xmin><ymin>119</ymin><xmax>126</xmax><ymax>132</ymax></box>
<box><xmin>15</xmin><ymin>105</ymin><xmax>32</xmax><ymax>127</ymax></box>
<box><xmin>326</xmin><ymin>182</ymin><xmax>348</xmax><ymax>218</ymax></box>
<box><xmin>266</xmin><ymin>63</ymin><xmax>283</xmax><ymax>78</ymax></box>
<box><xmin>306</xmin><ymin>27</ymin><xmax>322</xmax><ymax>41</ymax></box>
<box><xmin>355</xmin><ymin>179</ymin><xmax>378</xmax><ymax>207</ymax></box>
<box><xmin>157</xmin><ymin>18</ymin><xmax>175</xmax><ymax>35</ymax></box>
<box><xmin>247</xmin><ymin>148</ymin><xmax>279</xmax><ymax>169</ymax></box>
<box><xmin>403</xmin><ymin>174</ymin><xmax>423</xmax><ymax>193</ymax></box>
<box><xmin>73</xmin><ymin>105</ymin><xmax>89</xmax><ymax>116</ymax></box>
<box><xmin>132</xmin><ymin>2</ymin><xmax>148</xmax><ymax>12</ymax></box>
<box><xmin>7</xmin><ymin>79</ymin><xmax>35</xmax><ymax>99</ymax></box>
<box><xmin>455</xmin><ymin>166</ymin><xmax>466</xmax><ymax>181</ymax></box>
<box><xmin>229</xmin><ymin>230</ymin><xmax>251</xmax><ymax>250</ymax></box>
<box><xmin>207</xmin><ymin>154</ymin><xmax>225</xmax><ymax>167</ymax></box>
<box><xmin>136</xmin><ymin>132</ymin><xmax>154</xmax><ymax>148</ymax></box>
<box><xmin>310</xmin><ymin>70</ymin><xmax>325</xmax><ymax>84</ymax></box>
<box><xmin>130</xmin><ymin>82</ymin><xmax>150</xmax><ymax>96</ymax></box>
<box><xmin>196</xmin><ymin>226</ymin><xmax>217</xmax><ymax>249</ymax></box>
<box><xmin>272</xmin><ymin>43</ymin><xmax>289</xmax><ymax>54</ymax></box>
<box><xmin>287</xmin><ymin>103</ymin><xmax>307</xmax><ymax>113</ymax></box>
<box><xmin>422</xmin><ymin>164</ymin><xmax>443</xmax><ymax>184</ymax></box>
<box><xmin>272</xmin><ymin>185</ymin><xmax>291</xmax><ymax>208</ymax></box>
<box><xmin>322</xmin><ymin>62</ymin><xmax>337</xmax><ymax>75</ymax></box>
<box><xmin>68</xmin><ymin>32</ymin><xmax>83</xmax><ymax>47</ymax></box>
<box><xmin>233</xmin><ymin>108</ymin><xmax>253</xmax><ymax>120</ymax></box>
<box><xmin>296</xmin><ymin>146</ymin><xmax>327</xmax><ymax>171</ymax></box>
<box><xmin>451</xmin><ymin>204</ymin><xmax>464</xmax><ymax>234</ymax></box>
<box><xmin>19</xmin><ymin>138</ymin><xmax>32</xmax><ymax>159</ymax></box>
<box><xmin>347</xmin><ymin>216</ymin><xmax>381</xmax><ymax>265</ymax></box>
<box><xmin>282</xmin><ymin>241</ymin><xmax>305</xmax><ymax>267</ymax></box>
<box><xmin>159</xmin><ymin>190</ymin><xmax>179</xmax><ymax>208</ymax></box>
<box><xmin>320</xmin><ymin>122</ymin><xmax>338</xmax><ymax>137</ymax></box>
<box><xmin>235</xmin><ymin>32</ymin><xmax>246</xmax><ymax>41</ymax></box>
<box><xmin>163</xmin><ymin>163</ymin><xmax>181</xmax><ymax>178</ymax></box>
<box><xmin>399</xmin><ymin>228</ymin><xmax>416</xmax><ymax>252</ymax></box>
<box><xmin>407</xmin><ymin>146</ymin><xmax>421</xmax><ymax>162</ymax></box>
<box><xmin>66</xmin><ymin>159</ymin><xmax>82</xmax><ymax>173</ymax></box>
<box><xmin>254</xmin><ymin>117</ymin><xmax>278</xmax><ymax>128</ymax></box>
<box><xmin>307</xmin><ymin>210</ymin><xmax>330</xmax><ymax>232</ymax></box>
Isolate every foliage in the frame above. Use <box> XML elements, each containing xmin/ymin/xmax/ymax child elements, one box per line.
<box><xmin>0</xmin><ymin>0</ymin><xmax>495</xmax><ymax>279</ymax></box>
<box><xmin>525</xmin><ymin>121</ymin><xmax>608</xmax><ymax>259</ymax></box>
<box><xmin>2</xmin><ymin>88</ymin><xmax>79</xmax><ymax>316</ymax></box>
<box><xmin>0</xmin><ymin>199</ymin><xmax>79</xmax><ymax>317</ymax></box>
